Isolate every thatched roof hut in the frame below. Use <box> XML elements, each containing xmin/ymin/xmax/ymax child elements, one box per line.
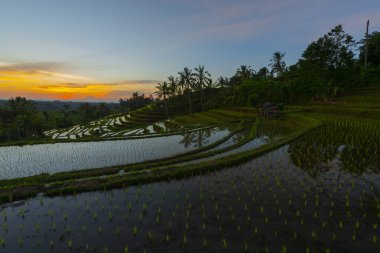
<box><xmin>258</xmin><ymin>102</ymin><xmax>282</xmax><ymax>118</ymax></box>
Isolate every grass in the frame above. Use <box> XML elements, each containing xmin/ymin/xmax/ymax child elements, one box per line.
<box><xmin>334</xmin><ymin>86</ymin><xmax>380</xmax><ymax>107</ymax></box>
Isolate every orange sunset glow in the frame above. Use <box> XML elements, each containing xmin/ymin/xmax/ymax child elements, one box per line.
<box><xmin>0</xmin><ymin>63</ymin><xmax>157</xmax><ymax>101</ymax></box>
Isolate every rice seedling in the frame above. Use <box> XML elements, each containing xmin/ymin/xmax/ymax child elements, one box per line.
<box><xmin>222</xmin><ymin>238</ymin><xmax>228</xmax><ymax>250</ymax></box>
<box><xmin>0</xmin><ymin>236</ymin><xmax>5</xmax><ymax>248</ymax></box>
<box><xmin>82</xmin><ymin>224</ymin><xmax>87</xmax><ymax>233</ymax></box>
<box><xmin>17</xmin><ymin>237</ymin><xmax>23</xmax><ymax>248</ymax></box>
<box><xmin>3</xmin><ymin>222</ymin><xmax>8</xmax><ymax>232</ymax></box>
<box><xmin>0</xmin><ymin>113</ymin><xmax>378</xmax><ymax>252</ymax></box>
<box><xmin>132</xmin><ymin>225</ymin><xmax>138</xmax><ymax>236</ymax></box>
<box><xmin>165</xmin><ymin>232</ymin><xmax>170</xmax><ymax>243</ymax></box>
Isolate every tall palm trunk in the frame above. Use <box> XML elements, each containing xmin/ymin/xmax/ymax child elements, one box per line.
<box><xmin>164</xmin><ymin>94</ymin><xmax>169</xmax><ymax>118</ymax></box>
<box><xmin>188</xmin><ymin>92</ymin><xmax>192</xmax><ymax>113</ymax></box>
<box><xmin>200</xmin><ymin>89</ymin><xmax>203</xmax><ymax>111</ymax></box>
<box><xmin>165</xmin><ymin>100</ymin><xmax>169</xmax><ymax>118</ymax></box>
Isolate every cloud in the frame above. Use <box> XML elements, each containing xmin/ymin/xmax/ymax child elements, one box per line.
<box><xmin>340</xmin><ymin>10</ymin><xmax>380</xmax><ymax>35</ymax></box>
<box><xmin>38</xmin><ymin>83</ymin><xmax>90</xmax><ymax>90</ymax></box>
<box><xmin>107</xmin><ymin>89</ymin><xmax>154</xmax><ymax>99</ymax></box>
<box><xmin>197</xmin><ymin>0</ymin><xmax>301</xmax><ymax>22</ymax></box>
<box><xmin>183</xmin><ymin>0</ymin><xmax>305</xmax><ymax>40</ymax></box>
<box><xmin>0</xmin><ymin>62</ymin><xmax>67</xmax><ymax>74</ymax></box>
<box><xmin>143</xmin><ymin>0</ymin><xmax>313</xmax><ymax>53</ymax></box>
<box><xmin>0</xmin><ymin>61</ymin><xmax>92</xmax><ymax>82</ymax></box>
<box><xmin>194</xmin><ymin>16</ymin><xmax>273</xmax><ymax>40</ymax></box>
<box><xmin>118</xmin><ymin>80</ymin><xmax>159</xmax><ymax>85</ymax></box>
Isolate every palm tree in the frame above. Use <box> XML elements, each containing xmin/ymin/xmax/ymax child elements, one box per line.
<box><xmin>155</xmin><ymin>81</ymin><xmax>170</xmax><ymax>118</ymax></box>
<box><xmin>178</xmin><ymin>67</ymin><xmax>196</xmax><ymax>113</ymax></box>
<box><xmin>269</xmin><ymin>51</ymin><xmax>286</xmax><ymax>77</ymax></box>
<box><xmin>194</xmin><ymin>65</ymin><xmax>211</xmax><ymax>110</ymax></box>
<box><xmin>167</xmin><ymin>75</ymin><xmax>178</xmax><ymax>97</ymax></box>
<box><xmin>205</xmin><ymin>77</ymin><xmax>216</xmax><ymax>89</ymax></box>
<box><xmin>216</xmin><ymin>76</ymin><xmax>229</xmax><ymax>88</ymax></box>
<box><xmin>235</xmin><ymin>65</ymin><xmax>255</xmax><ymax>81</ymax></box>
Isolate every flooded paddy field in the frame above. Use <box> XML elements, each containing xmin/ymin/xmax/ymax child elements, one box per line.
<box><xmin>1</xmin><ymin>118</ymin><xmax>379</xmax><ymax>253</ymax></box>
<box><xmin>0</xmin><ymin>127</ymin><xmax>231</xmax><ymax>179</ymax></box>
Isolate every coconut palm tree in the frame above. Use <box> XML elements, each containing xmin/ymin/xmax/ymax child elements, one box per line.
<box><xmin>205</xmin><ymin>77</ymin><xmax>216</xmax><ymax>89</ymax></box>
<box><xmin>155</xmin><ymin>81</ymin><xmax>170</xmax><ymax>118</ymax></box>
<box><xmin>194</xmin><ymin>65</ymin><xmax>211</xmax><ymax>110</ymax></box>
<box><xmin>269</xmin><ymin>51</ymin><xmax>287</xmax><ymax>77</ymax></box>
<box><xmin>178</xmin><ymin>67</ymin><xmax>196</xmax><ymax>113</ymax></box>
<box><xmin>235</xmin><ymin>65</ymin><xmax>255</xmax><ymax>81</ymax></box>
<box><xmin>216</xmin><ymin>76</ymin><xmax>229</xmax><ymax>88</ymax></box>
<box><xmin>167</xmin><ymin>75</ymin><xmax>178</xmax><ymax>97</ymax></box>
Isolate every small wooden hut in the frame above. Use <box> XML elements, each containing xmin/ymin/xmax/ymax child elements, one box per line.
<box><xmin>258</xmin><ymin>102</ymin><xmax>281</xmax><ymax>118</ymax></box>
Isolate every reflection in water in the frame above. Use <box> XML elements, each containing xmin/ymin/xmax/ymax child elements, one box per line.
<box><xmin>289</xmin><ymin>121</ymin><xmax>380</xmax><ymax>177</ymax></box>
<box><xmin>205</xmin><ymin>119</ymin><xmax>292</xmax><ymax>155</ymax></box>
<box><xmin>1</xmin><ymin>143</ymin><xmax>378</xmax><ymax>253</ymax></box>
<box><xmin>179</xmin><ymin>127</ymin><xmax>225</xmax><ymax>148</ymax></box>
<box><xmin>180</xmin><ymin>120</ymin><xmax>292</xmax><ymax>165</ymax></box>
<box><xmin>0</xmin><ymin>128</ymin><xmax>231</xmax><ymax>179</ymax></box>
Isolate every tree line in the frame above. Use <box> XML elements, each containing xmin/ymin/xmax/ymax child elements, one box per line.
<box><xmin>0</xmin><ymin>98</ymin><xmax>117</xmax><ymax>142</ymax></box>
<box><xmin>154</xmin><ymin>25</ymin><xmax>380</xmax><ymax>112</ymax></box>
<box><xmin>1</xmin><ymin>24</ymin><xmax>379</xmax><ymax>142</ymax></box>
<box><xmin>0</xmin><ymin>92</ymin><xmax>159</xmax><ymax>142</ymax></box>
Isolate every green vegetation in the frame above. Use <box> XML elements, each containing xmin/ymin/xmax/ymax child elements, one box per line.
<box><xmin>0</xmin><ymin>109</ymin><xmax>378</xmax><ymax>252</ymax></box>
<box><xmin>149</xmin><ymin>25</ymin><xmax>379</xmax><ymax>113</ymax></box>
<box><xmin>0</xmin><ymin>23</ymin><xmax>379</xmax><ymax>253</ymax></box>
<box><xmin>0</xmin><ymin>112</ymin><xmax>317</xmax><ymax>203</ymax></box>
<box><xmin>3</xmin><ymin>25</ymin><xmax>378</xmax><ymax>147</ymax></box>
<box><xmin>0</xmin><ymin>97</ymin><xmax>117</xmax><ymax>142</ymax></box>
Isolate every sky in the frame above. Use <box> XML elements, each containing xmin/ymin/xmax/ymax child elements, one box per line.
<box><xmin>0</xmin><ymin>0</ymin><xmax>379</xmax><ymax>102</ymax></box>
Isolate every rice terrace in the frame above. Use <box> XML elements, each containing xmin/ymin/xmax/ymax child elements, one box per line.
<box><xmin>0</xmin><ymin>1</ymin><xmax>380</xmax><ymax>253</ymax></box>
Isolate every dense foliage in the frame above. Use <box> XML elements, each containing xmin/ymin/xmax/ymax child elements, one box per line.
<box><xmin>1</xmin><ymin>24</ymin><xmax>379</xmax><ymax>143</ymax></box>
<box><xmin>119</xmin><ymin>92</ymin><xmax>154</xmax><ymax>111</ymax></box>
<box><xmin>0</xmin><ymin>97</ymin><xmax>116</xmax><ymax>142</ymax></box>
<box><xmin>154</xmin><ymin>25</ymin><xmax>380</xmax><ymax>110</ymax></box>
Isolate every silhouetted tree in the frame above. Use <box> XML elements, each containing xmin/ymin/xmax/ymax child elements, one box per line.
<box><xmin>178</xmin><ymin>67</ymin><xmax>196</xmax><ymax>113</ymax></box>
<box><xmin>269</xmin><ymin>52</ymin><xmax>287</xmax><ymax>77</ymax></box>
<box><xmin>194</xmin><ymin>65</ymin><xmax>211</xmax><ymax>110</ymax></box>
<box><xmin>297</xmin><ymin>25</ymin><xmax>356</xmax><ymax>101</ymax></box>
<box><xmin>155</xmin><ymin>81</ymin><xmax>170</xmax><ymax>118</ymax></box>
<box><xmin>235</xmin><ymin>65</ymin><xmax>255</xmax><ymax>82</ymax></box>
<box><xmin>257</xmin><ymin>67</ymin><xmax>270</xmax><ymax>79</ymax></box>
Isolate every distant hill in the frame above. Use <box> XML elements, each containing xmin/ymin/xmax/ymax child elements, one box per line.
<box><xmin>0</xmin><ymin>100</ymin><xmax>119</xmax><ymax>111</ymax></box>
